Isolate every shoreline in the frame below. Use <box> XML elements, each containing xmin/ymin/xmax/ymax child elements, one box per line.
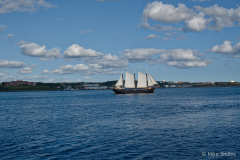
<box><xmin>0</xmin><ymin>85</ymin><xmax>240</xmax><ymax>92</ymax></box>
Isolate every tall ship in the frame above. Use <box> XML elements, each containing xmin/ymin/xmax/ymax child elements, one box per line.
<box><xmin>113</xmin><ymin>69</ymin><xmax>158</xmax><ymax>94</ymax></box>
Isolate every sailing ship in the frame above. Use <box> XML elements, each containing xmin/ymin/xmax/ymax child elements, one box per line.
<box><xmin>113</xmin><ymin>69</ymin><xmax>158</xmax><ymax>94</ymax></box>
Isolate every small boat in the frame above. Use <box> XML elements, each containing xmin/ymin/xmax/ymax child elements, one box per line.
<box><xmin>113</xmin><ymin>69</ymin><xmax>158</xmax><ymax>94</ymax></box>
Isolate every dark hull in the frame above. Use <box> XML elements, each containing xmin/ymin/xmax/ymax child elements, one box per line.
<box><xmin>113</xmin><ymin>88</ymin><xmax>154</xmax><ymax>94</ymax></box>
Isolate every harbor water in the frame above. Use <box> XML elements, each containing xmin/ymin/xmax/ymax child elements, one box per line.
<box><xmin>0</xmin><ymin>87</ymin><xmax>240</xmax><ymax>159</ymax></box>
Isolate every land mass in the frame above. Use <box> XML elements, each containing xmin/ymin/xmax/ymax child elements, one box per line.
<box><xmin>0</xmin><ymin>81</ymin><xmax>240</xmax><ymax>92</ymax></box>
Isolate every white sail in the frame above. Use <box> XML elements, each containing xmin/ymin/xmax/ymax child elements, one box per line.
<box><xmin>125</xmin><ymin>72</ymin><xmax>135</xmax><ymax>88</ymax></box>
<box><xmin>115</xmin><ymin>74</ymin><xmax>123</xmax><ymax>86</ymax></box>
<box><xmin>148</xmin><ymin>73</ymin><xmax>158</xmax><ymax>85</ymax></box>
<box><xmin>137</xmin><ymin>72</ymin><xmax>147</xmax><ymax>88</ymax></box>
<box><xmin>148</xmin><ymin>76</ymin><xmax>153</xmax><ymax>86</ymax></box>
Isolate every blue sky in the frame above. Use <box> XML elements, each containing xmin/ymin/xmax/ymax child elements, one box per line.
<box><xmin>0</xmin><ymin>0</ymin><xmax>240</xmax><ymax>83</ymax></box>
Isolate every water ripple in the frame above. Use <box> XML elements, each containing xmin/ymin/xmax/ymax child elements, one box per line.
<box><xmin>0</xmin><ymin>88</ymin><xmax>240</xmax><ymax>159</ymax></box>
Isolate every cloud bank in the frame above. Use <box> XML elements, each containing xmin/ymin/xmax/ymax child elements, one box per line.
<box><xmin>18</xmin><ymin>64</ymin><xmax>37</xmax><ymax>74</ymax></box>
<box><xmin>20</xmin><ymin>43</ymin><xmax>61</xmax><ymax>60</ymax></box>
<box><xmin>123</xmin><ymin>48</ymin><xmax>213</xmax><ymax>68</ymax></box>
<box><xmin>141</xmin><ymin>1</ymin><xmax>240</xmax><ymax>32</ymax></box>
<box><xmin>0</xmin><ymin>60</ymin><xmax>26</xmax><ymax>68</ymax></box>
<box><xmin>0</xmin><ymin>0</ymin><xmax>56</xmax><ymax>14</ymax></box>
<box><xmin>211</xmin><ymin>40</ymin><xmax>240</xmax><ymax>57</ymax></box>
<box><xmin>63</xmin><ymin>44</ymin><xmax>104</xmax><ymax>58</ymax></box>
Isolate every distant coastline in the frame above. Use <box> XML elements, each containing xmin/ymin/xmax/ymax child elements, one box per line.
<box><xmin>1</xmin><ymin>81</ymin><xmax>240</xmax><ymax>92</ymax></box>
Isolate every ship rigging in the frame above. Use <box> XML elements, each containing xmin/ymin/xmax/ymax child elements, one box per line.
<box><xmin>113</xmin><ymin>69</ymin><xmax>158</xmax><ymax>94</ymax></box>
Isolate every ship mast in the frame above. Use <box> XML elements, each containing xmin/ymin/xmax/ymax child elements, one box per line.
<box><xmin>134</xmin><ymin>68</ymin><xmax>136</xmax><ymax>89</ymax></box>
<box><xmin>146</xmin><ymin>68</ymin><xmax>148</xmax><ymax>87</ymax></box>
<box><xmin>122</xmin><ymin>68</ymin><xmax>124</xmax><ymax>88</ymax></box>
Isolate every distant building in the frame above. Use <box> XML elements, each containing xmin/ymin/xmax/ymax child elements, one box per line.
<box><xmin>4</xmin><ymin>80</ymin><xmax>36</xmax><ymax>86</ymax></box>
<box><xmin>164</xmin><ymin>85</ymin><xmax>169</xmax><ymax>88</ymax></box>
<box><xmin>74</xmin><ymin>85</ymin><xmax>84</xmax><ymax>90</ymax></box>
<box><xmin>84</xmin><ymin>86</ymin><xmax>99</xmax><ymax>90</ymax></box>
<box><xmin>5</xmin><ymin>82</ymin><xmax>11</xmax><ymax>86</ymax></box>
<box><xmin>84</xmin><ymin>83</ymin><xmax>99</xmax><ymax>87</ymax></box>
<box><xmin>231</xmin><ymin>80</ymin><xmax>234</xmax><ymax>83</ymax></box>
<box><xmin>99</xmin><ymin>85</ymin><xmax>107</xmax><ymax>89</ymax></box>
<box><xmin>83</xmin><ymin>83</ymin><xmax>108</xmax><ymax>90</ymax></box>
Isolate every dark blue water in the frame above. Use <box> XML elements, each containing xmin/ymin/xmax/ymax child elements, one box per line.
<box><xmin>0</xmin><ymin>87</ymin><xmax>239</xmax><ymax>159</ymax></box>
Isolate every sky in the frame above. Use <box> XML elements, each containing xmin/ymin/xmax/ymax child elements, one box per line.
<box><xmin>0</xmin><ymin>0</ymin><xmax>240</xmax><ymax>83</ymax></box>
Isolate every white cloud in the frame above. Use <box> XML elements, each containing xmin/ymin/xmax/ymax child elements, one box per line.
<box><xmin>0</xmin><ymin>60</ymin><xmax>26</xmax><ymax>68</ymax></box>
<box><xmin>15</xmin><ymin>40</ymin><xmax>29</xmax><ymax>45</ymax></box>
<box><xmin>61</xmin><ymin>76</ymin><xmax>67</xmax><ymax>79</ymax></box>
<box><xmin>211</xmin><ymin>40</ymin><xmax>240</xmax><ymax>57</ymax></box>
<box><xmin>63</xmin><ymin>44</ymin><xmax>104</xmax><ymax>58</ymax></box>
<box><xmin>143</xmin><ymin>1</ymin><xmax>193</xmax><ymax>23</ymax></box>
<box><xmin>6</xmin><ymin>33</ymin><xmax>14</xmax><ymax>38</ymax></box>
<box><xmin>195</xmin><ymin>4</ymin><xmax>240</xmax><ymax>31</ymax></box>
<box><xmin>83</xmin><ymin>76</ymin><xmax>91</xmax><ymax>79</ymax></box>
<box><xmin>141</xmin><ymin>1</ymin><xmax>196</xmax><ymax>31</ymax></box>
<box><xmin>123</xmin><ymin>48</ymin><xmax>212</xmax><ymax>68</ymax></box>
<box><xmin>0</xmin><ymin>72</ymin><xmax>7</xmax><ymax>76</ymax></box>
<box><xmin>88</xmin><ymin>68</ymin><xmax>120</xmax><ymax>75</ymax></box>
<box><xmin>18</xmin><ymin>64</ymin><xmax>36</xmax><ymax>74</ymax></box>
<box><xmin>43</xmin><ymin>50</ymin><xmax>127</xmax><ymax>76</ymax></box>
<box><xmin>51</xmin><ymin>64</ymin><xmax>89</xmax><ymax>75</ymax></box>
<box><xmin>37</xmin><ymin>0</ymin><xmax>55</xmax><ymax>9</ymax></box>
<box><xmin>123</xmin><ymin>48</ymin><xmax>163</xmax><ymax>63</ymax></box>
<box><xmin>48</xmin><ymin>76</ymin><xmax>68</xmax><ymax>82</ymax></box>
<box><xmin>80</xmin><ymin>30</ymin><xmax>91</xmax><ymax>34</ymax></box>
<box><xmin>159</xmin><ymin>49</ymin><xmax>198</xmax><ymax>61</ymax></box>
<box><xmin>165</xmin><ymin>60</ymin><xmax>211</xmax><ymax>68</ymax></box>
<box><xmin>163</xmin><ymin>38</ymin><xmax>172</xmax><ymax>41</ymax></box>
<box><xmin>0</xmin><ymin>0</ymin><xmax>56</xmax><ymax>14</ymax></box>
<box><xmin>185</xmin><ymin>13</ymin><xmax>208</xmax><ymax>32</ymax></box>
<box><xmin>195</xmin><ymin>4</ymin><xmax>229</xmax><ymax>17</ymax></box>
<box><xmin>165</xmin><ymin>33</ymin><xmax>172</xmax><ymax>36</ymax></box>
<box><xmin>0</xmin><ymin>75</ymin><xmax>15</xmax><ymax>81</ymax></box>
<box><xmin>25</xmin><ymin>76</ymin><xmax>47</xmax><ymax>81</ymax></box>
<box><xmin>142</xmin><ymin>24</ymin><xmax>182</xmax><ymax>32</ymax></box>
<box><xmin>0</xmin><ymin>75</ymin><xmax>47</xmax><ymax>82</ymax></box>
<box><xmin>152</xmin><ymin>24</ymin><xmax>182</xmax><ymax>31</ymax></box>
<box><xmin>48</xmin><ymin>79</ymin><xmax>54</xmax><ymax>82</ymax></box>
<box><xmin>18</xmin><ymin>67</ymin><xmax>33</xmax><ymax>74</ymax></box>
<box><xmin>141</xmin><ymin>2</ymin><xmax>240</xmax><ymax>32</ymax></box>
<box><xmin>5</xmin><ymin>33</ymin><xmax>14</xmax><ymax>42</ymax></box>
<box><xmin>50</xmin><ymin>53</ymin><xmax>127</xmax><ymax>75</ymax></box>
<box><xmin>85</xmin><ymin>54</ymin><xmax>128</xmax><ymax>69</ymax></box>
<box><xmin>42</xmin><ymin>70</ymin><xmax>50</xmax><ymax>74</ymax></box>
<box><xmin>103</xmin><ymin>54</ymin><xmax>119</xmax><ymax>61</ymax></box>
<box><xmin>30</xmin><ymin>64</ymin><xmax>37</xmax><ymax>68</ymax></box>
<box><xmin>0</xmin><ymin>25</ymin><xmax>7</xmax><ymax>32</ymax></box>
<box><xmin>176</xmin><ymin>36</ymin><xmax>187</xmax><ymax>41</ymax></box>
<box><xmin>158</xmin><ymin>49</ymin><xmax>213</xmax><ymax>68</ymax></box>
<box><xmin>20</xmin><ymin>43</ymin><xmax>61</xmax><ymax>60</ymax></box>
<box><xmin>145</xmin><ymin>34</ymin><xmax>161</xmax><ymax>39</ymax></box>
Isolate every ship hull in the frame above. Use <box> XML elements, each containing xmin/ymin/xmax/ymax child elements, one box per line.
<box><xmin>113</xmin><ymin>88</ymin><xmax>155</xmax><ymax>94</ymax></box>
